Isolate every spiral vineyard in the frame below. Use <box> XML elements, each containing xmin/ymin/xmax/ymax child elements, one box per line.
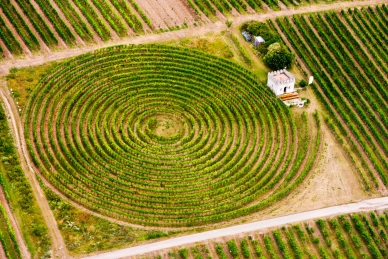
<box><xmin>25</xmin><ymin>44</ymin><xmax>319</xmax><ymax>227</ymax></box>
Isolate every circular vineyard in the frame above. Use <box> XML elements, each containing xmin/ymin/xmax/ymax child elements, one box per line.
<box><xmin>25</xmin><ymin>44</ymin><xmax>313</xmax><ymax>227</ymax></box>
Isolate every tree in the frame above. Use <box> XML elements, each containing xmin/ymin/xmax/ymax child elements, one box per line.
<box><xmin>263</xmin><ymin>43</ymin><xmax>295</xmax><ymax>70</ymax></box>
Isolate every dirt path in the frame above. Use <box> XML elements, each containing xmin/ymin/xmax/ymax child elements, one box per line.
<box><xmin>0</xmin><ymin>0</ymin><xmax>385</xmax><ymax>74</ymax></box>
<box><xmin>0</xmin><ymin>80</ymin><xmax>68</xmax><ymax>259</ymax></box>
<box><xmin>84</xmin><ymin>197</ymin><xmax>388</xmax><ymax>259</ymax></box>
<box><xmin>0</xmin><ymin>241</ymin><xmax>6</xmax><ymax>259</ymax></box>
<box><xmin>0</xmin><ymin>186</ymin><xmax>31</xmax><ymax>259</ymax></box>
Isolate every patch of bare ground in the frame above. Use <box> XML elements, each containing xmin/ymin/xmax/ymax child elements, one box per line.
<box><xmin>134</xmin><ymin>0</ymin><xmax>169</xmax><ymax>29</ymax></box>
<box><xmin>278</xmin><ymin>1</ymin><xmax>289</xmax><ymax>10</ymax></box>
<box><xmin>272</xmin><ymin>17</ymin><xmax>386</xmax><ymax>192</ymax></box>
<box><xmin>0</xmin><ymin>9</ymin><xmax>31</xmax><ymax>56</ymax></box>
<box><xmin>266</xmin><ymin>114</ymin><xmax>368</xmax><ymax>216</ymax></box>
<box><xmin>0</xmin><ymin>243</ymin><xmax>5</xmax><ymax>259</ymax></box>
<box><xmin>0</xmin><ymin>39</ymin><xmax>13</xmax><ymax>60</ymax></box>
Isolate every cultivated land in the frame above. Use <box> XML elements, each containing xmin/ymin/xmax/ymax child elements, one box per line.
<box><xmin>0</xmin><ymin>0</ymin><xmax>387</xmax><ymax>259</ymax></box>
<box><xmin>125</xmin><ymin>207</ymin><xmax>388</xmax><ymax>259</ymax></box>
<box><xmin>24</xmin><ymin>44</ymin><xmax>320</xmax><ymax>227</ymax></box>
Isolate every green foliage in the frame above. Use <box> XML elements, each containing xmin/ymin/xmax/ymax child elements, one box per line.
<box><xmin>179</xmin><ymin>248</ymin><xmax>189</xmax><ymax>259</ymax></box>
<box><xmin>240</xmin><ymin>239</ymin><xmax>250</xmax><ymax>258</ymax></box>
<box><xmin>25</xmin><ymin>44</ymin><xmax>314</xmax><ymax>227</ymax></box>
<box><xmin>227</xmin><ymin>240</ymin><xmax>239</xmax><ymax>258</ymax></box>
<box><xmin>39</xmin><ymin>179</ymin><xmax>180</xmax><ymax>255</ymax></box>
<box><xmin>299</xmin><ymin>80</ymin><xmax>308</xmax><ymax>88</ymax></box>
<box><xmin>263</xmin><ymin>43</ymin><xmax>295</xmax><ymax>70</ymax></box>
<box><xmin>0</xmin><ymin>104</ymin><xmax>50</xmax><ymax>258</ymax></box>
<box><xmin>215</xmin><ymin>244</ymin><xmax>227</xmax><ymax>259</ymax></box>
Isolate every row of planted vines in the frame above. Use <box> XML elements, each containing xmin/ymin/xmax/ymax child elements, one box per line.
<box><xmin>25</xmin><ymin>44</ymin><xmax>320</xmax><ymax>227</ymax></box>
<box><xmin>274</xmin><ymin>5</ymin><xmax>388</xmax><ymax>190</ymax></box>
<box><xmin>0</xmin><ymin>204</ymin><xmax>21</xmax><ymax>259</ymax></box>
<box><xmin>187</xmin><ymin>0</ymin><xmax>335</xmax><ymax>16</ymax></box>
<box><xmin>150</xmin><ymin>211</ymin><xmax>388</xmax><ymax>259</ymax></box>
<box><xmin>0</xmin><ymin>0</ymin><xmax>151</xmax><ymax>57</ymax></box>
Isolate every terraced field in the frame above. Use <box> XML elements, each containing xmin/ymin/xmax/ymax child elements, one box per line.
<box><xmin>25</xmin><ymin>44</ymin><xmax>320</xmax><ymax>227</ymax></box>
<box><xmin>274</xmin><ymin>5</ymin><xmax>388</xmax><ymax>191</ymax></box>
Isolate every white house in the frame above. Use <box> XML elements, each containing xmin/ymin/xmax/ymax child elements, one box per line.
<box><xmin>267</xmin><ymin>69</ymin><xmax>295</xmax><ymax>96</ymax></box>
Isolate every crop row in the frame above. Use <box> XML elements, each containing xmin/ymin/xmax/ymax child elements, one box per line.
<box><xmin>25</xmin><ymin>44</ymin><xmax>319</xmax><ymax>226</ymax></box>
<box><xmin>275</xmin><ymin>5</ymin><xmax>388</xmax><ymax>189</ymax></box>
<box><xmin>0</xmin><ymin>204</ymin><xmax>22</xmax><ymax>259</ymax></box>
<box><xmin>0</xmin><ymin>0</ymin><xmax>151</xmax><ymax>55</ymax></box>
<box><xmin>154</xmin><ymin>211</ymin><xmax>388</xmax><ymax>259</ymax></box>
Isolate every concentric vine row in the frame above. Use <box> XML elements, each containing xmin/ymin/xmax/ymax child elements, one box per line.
<box><xmin>25</xmin><ymin>44</ymin><xmax>317</xmax><ymax>226</ymax></box>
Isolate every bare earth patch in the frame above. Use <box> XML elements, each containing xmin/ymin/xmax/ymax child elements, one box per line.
<box><xmin>134</xmin><ymin>0</ymin><xmax>198</xmax><ymax>29</ymax></box>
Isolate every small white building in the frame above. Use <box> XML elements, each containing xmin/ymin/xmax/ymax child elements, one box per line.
<box><xmin>254</xmin><ymin>36</ymin><xmax>265</xmax><ymax>47</ymax></box>
<box><xmin>267</xmin><ymin>69</ymin><xmax>295</xmax><ymax>96</ymax></box>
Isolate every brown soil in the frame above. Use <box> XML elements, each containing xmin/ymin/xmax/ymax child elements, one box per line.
<box><xmin>0</xmin><ymin>39</ymin><xmax>13</xmax><ymax>60</ymax></box>
<box><xmin>0</xmin><ymin>242</ymin><xmax>6</xmax><ymax>259</ymax></box>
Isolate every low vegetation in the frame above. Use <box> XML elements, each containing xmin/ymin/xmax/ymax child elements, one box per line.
<box><xmin>0</xmin><ymin>104</ymin><xmax>50</xmax><ymax>258</ymax></box>
<box><xmin>241</xmin><ymin>21</ymin><xmax>294</xmax><ymax>70</ymax></box>
<box><xmin>38</xmin><ymin>178</ymin><xmax>180</xmax><ymax>255</ymax></box>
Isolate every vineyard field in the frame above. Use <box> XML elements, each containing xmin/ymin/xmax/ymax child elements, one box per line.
<box><xmin>0</xmin><ymin>0</ymin><xmax>350</xmax><ymax>59</ymax></box>
<box><xmin>274</xmin><ymin>5</ymin><xmax>388</xmax><ymax>191</ymax></box>
<box><xmin>135</xmin><ymin>210</ymin><xmax>388</xmax><ymax>259</ymax></box>
<box><xmin>25</xmin><ymin>44</ymin><xmax>320</xmax><ymax>227</ymax></box>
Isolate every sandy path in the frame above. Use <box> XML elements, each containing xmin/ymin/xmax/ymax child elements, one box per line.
<box><xmin>0</xmin><ymin>186</ymin><xmax>31</xmax><ymax>259</ymax></box>
<box><xmin>0</xmin><ymin>80</ymin><xmax>68</xmax><ymax>259</ymax></box>
<box><xmin>0</xmin><ymin>0</ymin><xmax>385</xmax><ymax>74</ymax></box>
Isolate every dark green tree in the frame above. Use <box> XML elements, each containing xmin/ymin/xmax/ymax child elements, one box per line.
<box><xmin>263</xmin><ymin>43</ymin><xmax>295</xmax><ymax>70</ymax></box>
